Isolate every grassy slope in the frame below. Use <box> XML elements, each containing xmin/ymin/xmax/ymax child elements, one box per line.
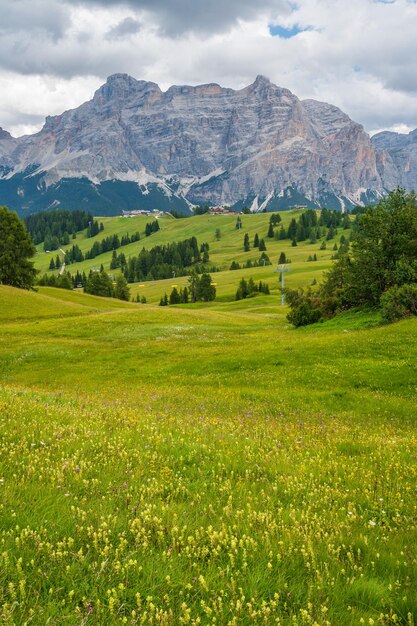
<box><xmin>35</xmin><ymin>211</ymin><xmax>338</xmax><ymax>304</ymax></box>
<box><xmin>1</xmin><ymin>281</ymin><xmax>417</xmax><ymax>625</ymax></box>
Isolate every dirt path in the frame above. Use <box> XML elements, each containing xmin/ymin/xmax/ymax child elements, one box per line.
<box><xmin>59</xmin><ymin>248</ymin><xmax>66</xmax><ymax>275</ymax></box>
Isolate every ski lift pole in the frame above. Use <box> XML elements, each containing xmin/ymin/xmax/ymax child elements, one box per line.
<box><xmin>274</xmin><ymin>263</ymin><xmax>290</xmax><ymax>305</ymax></box>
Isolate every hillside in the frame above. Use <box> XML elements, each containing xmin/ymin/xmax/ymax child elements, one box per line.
<box><xmin>1</xmin><ymin>281</ymin><xmax>417</xmax><ymax>624</ymax></box>
<box><xmin>34</xmin><ymin>210</ymin><xmax>339</xmax><ymax>303</ymax></box>
<box><xmin>2</xmin><ymin>204</ymin><xmax>417</xmax><ymax>625</ymax></box>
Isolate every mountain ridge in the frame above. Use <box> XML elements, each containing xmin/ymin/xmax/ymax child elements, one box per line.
<box><xmin>0</xmin><ymin>74</ymin><xmax>415</xmax><ymax>216</ymax></box>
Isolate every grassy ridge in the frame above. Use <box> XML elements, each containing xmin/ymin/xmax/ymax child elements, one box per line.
<box><xmin>1</xmin><ymin>285</ymin><xmax>417</xmax><ymax>624</ymax></box>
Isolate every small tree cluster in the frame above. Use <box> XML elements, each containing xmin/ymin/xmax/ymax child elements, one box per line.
<box><xmin>274</xmin><ymin>208</ymin><xmax>350</xmax><ymax>244</ymax></box>
<box><xmin>235</xmin><ymin>277</ymin><xmax>270</xmax><ymax>300</ymax></box>
<box><xmin>37</xmin><ymin>272</ymin><xmax>73</xmax><ymax>290</ymax></box>
<box><xmin>84</xmin><ymin>232</ymin><xmax>140</xmax><ymax>261</ymax></box>
<box><xmin>267</xmin><ymin>212</ymin><xmax>281</xmax><ymax>239</ymax></box>
<box><xmin>86</xmin><ymin>219</ymin><xmax>103</xmax><ymax>238</ymax></box>
<box><xmin>160</xmin><ymin>273</ymin><xmax>216</xmax><ymax>305</ymax></box>
<box><xmin>161</xmin><ymin>287</ymin><xmax>190</xmax><ymax>305</ymax></box>
<box><xmin>65</xmin><ymin>244</ymin><xmax>84</xmax><ymax>264</ymax></box>
<box><xmin>84</xmin><ymin>270</ymin><xmax>130</xmax><ymax>301</ymax></box>
<box><xmin>145</xmin><ymin>220</ymin><xmax>160</xmax><ymax>236</ymax></box>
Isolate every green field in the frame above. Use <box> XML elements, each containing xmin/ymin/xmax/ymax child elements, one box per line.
<box><xmin>36</xmin><ymin>211</ymin><xmax>334</xmax><ymax>302</ymax></box>
<box><xmin>1</xmin><ymin>212</ymin><xmax>417</xmax><ymax>625</ymax></box>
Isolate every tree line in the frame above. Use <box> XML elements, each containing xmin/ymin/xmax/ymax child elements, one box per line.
<box><xmin>112</xmin><ymin>237</ymin><xmax>212</xmax><ymax>283</ymax></box>
<box><xmin>254</xmin><ymin>209</ymin><xmax>350</xmax><ymax>248</ymax></box>
<box><xmin>24</xmin><ymin>209</ymin><xmax>97</xmax><ymax>247</ymax></box>
<box><xmin>60</xmin><ymin>231</ymin><xmax>141</xmax><ymax>267</ymax></box>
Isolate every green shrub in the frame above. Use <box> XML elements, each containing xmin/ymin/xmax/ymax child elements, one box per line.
<box><xmin>380</xmin><ymin>284</ymin><xmax>417</xmax><ymax>322</ymax></box>
<box><xmin>287</xmin><ymin>300</ymin><xmax>322</xmax><ymax>327</ymax></box>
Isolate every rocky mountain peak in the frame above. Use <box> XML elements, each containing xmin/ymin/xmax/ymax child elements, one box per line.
<box><xmin>93</xmin><ymin>73</ymin><xmax>161</xmax><ymax>103</ymax></box>
<box><xmin>254</xmin><ymin>74</ymin><xmax>271</xmax><ymax>86</ymax></box>
<box><xmin>0</xmin><ymin>127</ymin><xmax>13</xmax><ymax>140</ymax></box>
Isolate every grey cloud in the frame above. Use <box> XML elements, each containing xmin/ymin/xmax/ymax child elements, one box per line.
<box><xmin>64</xmin><ymin>0</ymin><xmax>292</xmax><ymax>35</ymax></box>
<box><xmin>0</xmin><ymin>0</ymin><xmax>70</xmax><ymax>40</ymax></box>
<box><xmin>105</xmin><ymin>17</ymin><xmax>142</xmax><ymax>40</ymax></box>
<box><xmin>0</xmin><ymin>109</ymin><xmax>45</xmax><ymax>135</ymax></box>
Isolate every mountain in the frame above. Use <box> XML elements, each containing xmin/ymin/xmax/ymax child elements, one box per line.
<box><xmin>0</xmin><ymin>74</ymin><xmax>414</xmax><ymax>216</ymax></box>
<box><xmin>371</xmin><ymin>128</ymin><xmax>417</xmax><ymax>192</ymax></box>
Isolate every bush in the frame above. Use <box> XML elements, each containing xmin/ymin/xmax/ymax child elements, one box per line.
<box><xmin>287</xmin><ymin>300</ymin><xmax>322</xmax><ymax>327</ymax></box>
<box><xmin>380</xmin><ymin>284</ymin><xmax>417</xmax><ymax>322</ymax></box>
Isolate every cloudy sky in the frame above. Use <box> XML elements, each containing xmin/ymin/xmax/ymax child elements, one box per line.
<box><xmin>1</xmin><ymin>0</ymin><xmax>416</xmax><ymax>137</ymax></box>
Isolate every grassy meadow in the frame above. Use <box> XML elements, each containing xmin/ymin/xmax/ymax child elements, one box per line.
<box><xmin>1</xmin><ymin>212</ymin><xmax>417</xmax><ymax>625</ymax></box>
<box><xmin>35</xmin><ymin>211</ymin><xmax>332</xmax><ymax>301</ymax></box>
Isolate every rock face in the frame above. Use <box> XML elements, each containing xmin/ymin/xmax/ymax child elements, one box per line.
<box><xmin>0</xmin><ymin>74</ymin><xmax>415</xmax><ymax>215</ymax></box>
<box><xmin>371</xmin><ymin>129</ymin><xmax>417</xmax><ymax>193</ymax></box>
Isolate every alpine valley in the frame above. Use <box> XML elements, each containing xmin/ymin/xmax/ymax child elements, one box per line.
<box><xmin>0</xmin><ymin>73</ymin><xmax>416</xmax><ymax>216</ymax></box>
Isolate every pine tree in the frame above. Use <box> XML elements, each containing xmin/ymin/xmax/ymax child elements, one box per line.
<box><xmin>248</xmin><ymin>277</ymin><xmax>256</xmax><ymax>294</ymax></box>
<box><xmin>196</xmin><ymin>273</ymin><xmax>216</xmax><ymax>301</ymax></box>
<box><xmin>278</xmin><ymin>252</ymin><xmax>287</xmax><ymax>264</ymax></box>
<box><xmin>253</xmin><ymin>233</ymin><xmax>260</xmax><ymax>247</ymax></box>
<box><xmin>267</xmin><ymin>223</ymin><xmax>274</xmax><ymax>238</ymax></box>
<box><xmin>244</xmin><ymin>233</ymin><xmax>250</xmax><ymax>251</ymax></box>
<box><xmin>235</xmin><ymin>278</ymin><xmax>249</xmax><ymax>300</ymax></box>
<box><xmin>169</xmin><ymin>287</ymin><xmax>181</xmax><ymax>305</ymax></box>
<box><xmin>114</xmin><ymin>274</ymin><xmax>130</xmax><ymax>301</ymax></box>
<box><xmin>327</xmin><ymin>226</ymin><xmax>335</xmax><ymax>240</ymax></box>
<box><xmin>269</xmin><ymin>213</ymin><xmax>281</xmax><ymax>226</ymax></box>
<box><xmin>188</xmin><ymin>271</ymin><xmax>199</xmax><ymax>303</ymax></box>
<box><xmin>49</xmin><ymin>257</ymin><xmax>56</xmax><ymax>270</ymax></box>
<box><xmin>0</xmin><ymin>208</ymin><xmax>38</xmax><ymax>289</ymax></box>
<box><xmin>259</xmin><ymin>252</ymin><xmax>271</xmax><ymax>266</ymax></box>
<box><xmin>259</xmin><ymin>239</ymin><xmax>266</xmax><ymax>251</ymax></box>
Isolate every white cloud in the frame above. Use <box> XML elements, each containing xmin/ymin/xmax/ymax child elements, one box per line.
<box><xmin>0</xmin><ymin>0</ymin><xmax>417</xmax><ymax>136</ymax></box>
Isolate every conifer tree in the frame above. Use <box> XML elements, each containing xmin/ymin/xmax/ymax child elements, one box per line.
<box><xmin>114</xmin><ymin>274</ymin><xmax>130</xmax><ymax>301</ymax></box>
<box><xmin>244</xmin><ymin>233</ymin><xmax>250</xmax><ymax>251</ymax></box>
<box><xmin>0</xmin><ymin>206</ymin><xmax>37</xmax><ymax>289</ymax></box>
